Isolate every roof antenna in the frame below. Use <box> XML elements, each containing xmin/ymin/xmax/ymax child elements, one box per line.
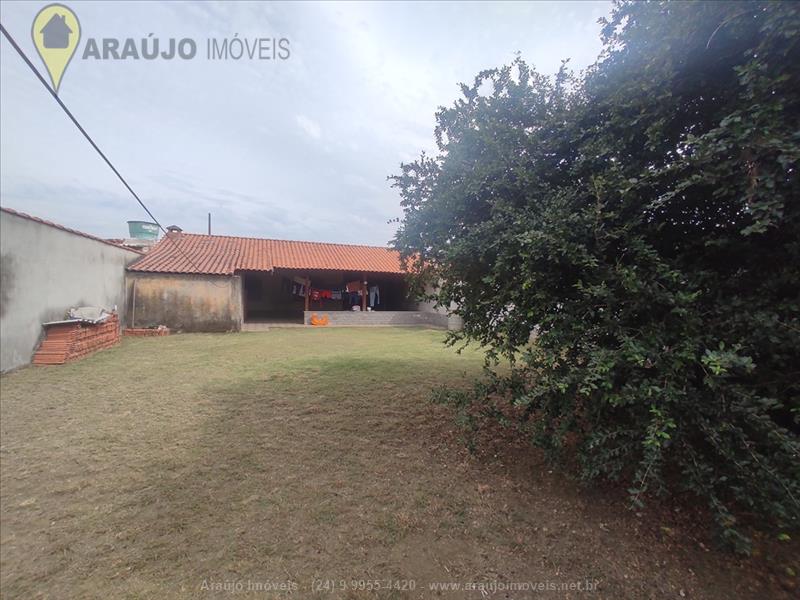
<box><xmin>208</xmin><ymin>212</ymin><xmax>211</xmax><ymax>235</ymax></box>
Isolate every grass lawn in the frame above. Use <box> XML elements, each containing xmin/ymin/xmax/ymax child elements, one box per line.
<box><xmin>0</xmin><ymin>329</ymin><xmax>793</xmax><ymax>598</ymax></box>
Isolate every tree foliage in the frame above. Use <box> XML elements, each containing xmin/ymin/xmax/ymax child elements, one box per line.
<box><xmin>391</xmin><ymin>0</ymin><xmax>800</xmax><ymax>551</ymax></box>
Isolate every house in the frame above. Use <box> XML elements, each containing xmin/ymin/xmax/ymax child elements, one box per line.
<box><xmin>0</xmin><ymin>207</ymin><xmax>141</xmax><ymax>372</ymax></box>
<box><xmin>0</xmin><ymin>205</ymin><xmax>458</xmax><ymax>372</ymax></box>
<box><xmin>40</xmin><ymin>14</ymin><xmax>72</xmax><ymax>49</ymax></box>
<box><xmin>126</xmin><ymin>228</ymin><xmax>457</xmax><ymax>331</ymax></box>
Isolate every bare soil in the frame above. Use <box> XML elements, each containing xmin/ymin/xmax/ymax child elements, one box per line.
<box><xmin>0</xmin><ymin>329</ymin><xmax>796</xmax><ymax>599</ymax></box>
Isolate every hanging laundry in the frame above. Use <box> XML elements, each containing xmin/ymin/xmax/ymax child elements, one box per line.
<box><xmin>369</xmin><ymin>285</ymin><xmax>380</xmax><ymax>307</ymax></box>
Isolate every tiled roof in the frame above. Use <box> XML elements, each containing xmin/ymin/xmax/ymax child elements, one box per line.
<box><xmin>127</xmin><ymin>232</ymin><xmax>405</xmax><ymax>275</ymax></box>
<box><xmin>0</xmin><ymin>206</ymin><xmax>142</xmax><ymax>254</ymax></box>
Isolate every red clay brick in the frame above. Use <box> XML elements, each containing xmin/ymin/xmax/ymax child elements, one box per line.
<box><xmin>33</xmin><ymin>314</ymin><xmax>120</xmax><ymax>365</ymax></box>
<box><xmin>123</xmin><ymin>327</ymin><xmax>170</xmax><ymax>337</ymax></box>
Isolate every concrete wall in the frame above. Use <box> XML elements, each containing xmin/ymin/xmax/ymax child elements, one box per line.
<box><xmin>0</xmin><ymin>210</ymin><xmax>140</xmax><ymax>372</ymax></box>
<box><xmin>304</xmin><ymin>310</ymin><xmax>449</xmax><ymax>328</ymax></box>
<box><xmin>415</xmin><ymin>283</ymin><xmax>464</xmax><ymax>331</ymax></box>
<box><xmin>127</xmin><ymin>272</ymin><xmax>242</xmax><ymax>332</ymax></box>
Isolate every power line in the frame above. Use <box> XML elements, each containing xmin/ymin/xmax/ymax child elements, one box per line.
<box><xmin>0</xmin><ymin>22</ymin><xmax>217</xmax><ymax>279</ymax></box>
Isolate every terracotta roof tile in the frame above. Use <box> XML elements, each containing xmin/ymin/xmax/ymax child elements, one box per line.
<box><xmin>127</xmin><ymin>233</ymin><xmax>404</xmax><ymax>275</ymax></box>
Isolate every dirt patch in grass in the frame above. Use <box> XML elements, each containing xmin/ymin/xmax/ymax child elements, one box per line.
<box><xmin>1</xmin><ymin>329</ymin><xmax>796</xmax><ymax>598</ymax></box>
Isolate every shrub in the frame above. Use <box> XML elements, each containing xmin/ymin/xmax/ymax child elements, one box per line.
<box><xmin>391</xmin><ymin>0</ymin><xmax>800</xmax><ymax>552</ymax></box>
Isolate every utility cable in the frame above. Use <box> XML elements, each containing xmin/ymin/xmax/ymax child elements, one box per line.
<box><xmin>0</xmin><ymin>22</ymin><xmax>221</xmax><ymax>280</ymax></box>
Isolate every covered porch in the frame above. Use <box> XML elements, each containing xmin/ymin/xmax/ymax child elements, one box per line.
<box><xmin>240</xmin><ymin>267</ymin><xmax>424</xmax><ymax>327</ymax></box>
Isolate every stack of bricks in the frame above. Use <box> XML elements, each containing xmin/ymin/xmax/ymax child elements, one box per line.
<box><xmin>124</xmin><ymin>326</ymin><xmax>170</xmax><ymax>336</ymax></box>
<box><xmin>32</xmin><ymin>313</ymin><xmax>120</xmax><ymax>365</ymax></box>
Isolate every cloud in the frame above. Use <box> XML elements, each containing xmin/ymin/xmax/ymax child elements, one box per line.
<box><xmin>295</xmin><ymin>115</ymin><xmax>322</xmax><ymax>140</ymax></box>
<box><xmin>0</xmin><ymin>0</ymin><xmax>612</xmax><ymax>246</ymax></box>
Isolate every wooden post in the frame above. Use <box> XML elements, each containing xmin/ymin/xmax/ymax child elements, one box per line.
<box><xmin>361</xmin><ymin>273</ymin><xmax>367</xmax><ymax>312</ymax></box>
<box><xmin>304</xmin><ymin>274</ymin><xmax>310</xmax><ymax>312</ymax></box>
<box><xmin>131</xmin><ymin>279</ymin><xmax>137</xmax><ymax>328</ymax></box>
<box><xmin>241</xmin><ymin>274</ymin><xmax>247</xmax><ymax>324</ymax></box>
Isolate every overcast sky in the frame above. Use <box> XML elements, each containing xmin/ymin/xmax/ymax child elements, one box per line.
<box><xmin>0</xmin><ymin>1</ymin><xmax>611</xmax><ymax>245</ymax></box>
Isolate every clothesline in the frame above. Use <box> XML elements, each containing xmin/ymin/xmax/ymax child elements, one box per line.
<box><xmin>289</xmin><ymin>277</ymin><xmax>381</xmax><ymax>308</ymax></box>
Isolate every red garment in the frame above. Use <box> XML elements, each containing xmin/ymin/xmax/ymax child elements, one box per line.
<box><xmin>310</xmin><ymin>289</ymin><xmax>333</xmax><ymax>301</ymax></box>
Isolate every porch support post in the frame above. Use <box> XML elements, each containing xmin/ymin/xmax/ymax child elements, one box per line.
<box><xmin>361</xmin><ymin>272</ymin><xmax>367</xmax><ymax>311</ymax></box>
<box><xmin>305</xmin><ymin>274</ymin><xmax>310</xmax><ymax>312</ymax></box>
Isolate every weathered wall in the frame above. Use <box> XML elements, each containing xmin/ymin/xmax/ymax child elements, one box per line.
<box><xmin>0</xmin><ymin>210</ymin><xmax>140</xmax><ymax>372</ymax></box>
<box><xmin>304</xmin><ymin>310</ymin><xmax>449</xmax><ymax>328</ymax></box>
<box><xmin>127</xmin><ymin>272</ymin><xmax>242</xmax><ymax>332</ymax></box>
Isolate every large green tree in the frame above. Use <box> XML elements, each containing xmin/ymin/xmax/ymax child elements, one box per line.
<box><xmin>392</xmin><ymin>1</ymin><xmax>800</xmax><ymax>551</ymax></box>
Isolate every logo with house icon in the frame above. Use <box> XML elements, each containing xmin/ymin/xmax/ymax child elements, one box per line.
<box><xmin>31</xmin><ymin>3</ymin><xmax>81</xmax><ymax>94</ymax></box>
<box><xmin>40</xmin><ymin>12</ymin><xmax>72</xmax><ymax>48</ymax></box>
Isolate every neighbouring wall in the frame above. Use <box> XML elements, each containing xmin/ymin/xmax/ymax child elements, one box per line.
<box><xmin>126</xmin><ymin>272</ymin><xmax>242</xmax><ymax>332</ymax></box>
<box><xmin>0</xmin><ymin>209</ymin><xmax>140</xmax><ymax>372</ymax></box>
<box><xmin>416</xmin><ymin>283</ymin><xmax>464</xmax><ymax>331</ymax></box>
